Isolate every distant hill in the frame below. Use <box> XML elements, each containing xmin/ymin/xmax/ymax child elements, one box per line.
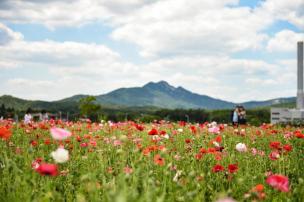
<box><xmin>0</xmin><ymin>95</ymin><xmax>79</xmax><ymax>112</ymax></box>
<box><xmin>0</xmin><ymin>81</ymin><xmax>296</xmax><ymax>110</ymax></box>
<box><xmin>242</xmin><ymin>97</ymin><xmax>296</xmax><ymax>109</ymax></box>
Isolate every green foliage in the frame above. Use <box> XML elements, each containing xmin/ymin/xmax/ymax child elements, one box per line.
<box><xmin>246</xmin><ymin>108</ymin><xmax>270</xmax><ymax>125</ymax></box>
<box><xmin>139</xmin><ymin>114</ymin><xmax>161</xmax><ymax>122</ymax></box>
<box><xmin>79</xmin><ymin>96</ymin><xmax>101</xmax><ymax>121</ymax></box>
<box><xmin>271</xmin><ymin>102</ymin><xmax>296</xmax><ymax>108</ymax></box>
<box><xmin>208</xmin><ymin>109</ymin><xmax>231</xmax><ymax>123</ymax></box>
<box><xmin>0</xmin><ymin>95</ymin><xmax>274</xmax><ymax>124</ymax></box>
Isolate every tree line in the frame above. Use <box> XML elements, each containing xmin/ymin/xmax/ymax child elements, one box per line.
<box><xmin>0</xmin><ymin>96</ymin><xmax>270</xmax><ymax>125</ymax></box>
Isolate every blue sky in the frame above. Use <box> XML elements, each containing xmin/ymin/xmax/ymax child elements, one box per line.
<box><xmin>0</xmin><ymin>0</ymin><xmax>303</xmax><ymax>102</ymax></box>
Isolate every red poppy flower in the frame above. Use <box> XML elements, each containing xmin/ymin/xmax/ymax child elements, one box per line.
<box><xmin>215</xmin><ymin>135</ymin><xmax>222</xmax><ymax>143</ymax></box>
<box><xmin>294</xmin><ymin>130</ymin><xmax>304</xmax><ymax>138</ymax></box>
<box><xmin>38</xmin><ymin>123</ymin><xmax>49</xmax><ymax>130</ymax></box>
<box><xmin>36</xmin><ymin>163</ymin><xmax>58</xmax><ymax>176</ymax></box>
<box><xmin>44</xmin><ymin>139</ymin><xmax>51</xmax><ymax>145</ymax></box>
<box><xmin>154</xmin><ymin>154</ymin><xmax>165</xmax><ymax>166</ymax></box>
<box><xmin>269</xmin><ymin>141</ymin><xmax>281</xmax><ymax>150</ymax></box>
<box><xmin>228</xmin><ymin>164</ymin><xmax>238</xmax><ymax>173</ymax></box>
<box><xmin>30</xmin><ymin>140</ymin><xmax>38</xmax><ymax>147</ymax></box>
<box><xmin>283</xmin><ymin>144</ymin><xmax>292</xmax><ymax>152</ymax></box>
<box><xmin>214</xmin><ymin>153</ymin><xmax>222</xmax><ymax>161</ymax></box>
<box><xmin>135</xmin><ymin>124</ymin><xmax>144</xmax><ymax>131</ymax></box>
<box><xmin>76</xmin><ymin>135</ymin><xmax>82</xmax><ymax>142</ymax></box>
<box><xmin>266</xmin><ymin>174</ymin><xmax>289</xmax><ymax>192</ymax></box>
<box><xmin>190</xmin><ymin>126</ymin><xmax>197</xmax><ymax>134</ymax></box>
<box><xmin>148</xmin><ymin>128</ymin><xmax>158</xmax><ymax>136</ymax></box>
<box><xmin>185</xmin><ymin>138</ymin><xmax>192</xmax><ymax>144</ymax></box>
<box><xmin>195</xmin><ymin>153</ymin><xmax>203</xmax><ymax>160</ymax></box>
<box><xmin>212</xmin><ymin>164</ymin><xmax>224</xmax><ymax>173</ymax></box>
<box><xmin>215</xmin><ymin>146</ymin><xmax>225</xmax><ymax>152</ymax></box>
<box><xmin>199</xmin><ymin>148</ymin><xmax>207</xmax><ymax>154</ymax></box>
<box><xmin>271</xmin><ymin>130</ymin><xmax>278</xmax><ymax>134</ymax></box>
<box><xmin>208</xmin><ymin>148</ymin><xmax>216</xmax><ymax>153</ymax></box>
<box><xmin>252</xmin><ymin>184</ymin><xmax>265</xmax><ymax>193</ymax></box>
<box><xmin>179</xmin><ymin>121</ymin><xmax>186</xmax><ymax>127</ymax></box>
<box><xmin>83</xmin><ymin>134</ymin><xmax>92</xmax><ymax>139</ymax></box>
<box><xmin>0</xmin><ymin>126</ymin><xmax>12</xmax><ymax>140</ymax></box>
<box><xmin>256</xmin><ymin>130</ymin><xmax>262</xmax><ymax>136</ymax></box>
<box><xmin>32</xmin><ymin>157</ymin><xmax>43</xmax><ymax>169</ymax></box>
<box><xmin>160</xmin><ymin>130</ymin><xmax>166</xmax><ymax>135</ymax></box>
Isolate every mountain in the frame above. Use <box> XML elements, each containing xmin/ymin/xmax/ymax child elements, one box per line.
<box><xmin>87</xmin><ymin>81</ymin><xmax>235</xmax><ymax>109</ymax></box>
<box><xmin>242</xmin><ymin>97</ymin><xmax>296</xmax><ymax>109</ymax></box>
<box><xmin>0</xmin><ymin>95</ymin><xmax>79</xmax><ymax>111</ymax></box>
<box><xmin>0</xmin><ymin>81</ymin><xmax>296</xmax><ymax>110</ymax></box>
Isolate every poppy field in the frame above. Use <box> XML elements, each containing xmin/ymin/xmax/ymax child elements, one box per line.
<box><xmin>0</xmin><ymin>119</ymin><xmax>304</xmax><ymax>202</ymax></box>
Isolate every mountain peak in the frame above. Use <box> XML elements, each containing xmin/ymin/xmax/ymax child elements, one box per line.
<box><xmin>143</xmin><ymin>81</ymin><xmax>174</xmax><ymax>89</ymax></box>
<box><xmin>156</xmin><ymin>80</ymin><xmax>170</xmax><ymax>86</ymax></box>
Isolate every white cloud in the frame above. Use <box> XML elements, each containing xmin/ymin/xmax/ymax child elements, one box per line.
<box><xmin>266</xmin><ymin>30</ymin><xmax>304</xmax><ymax>52</ymax></box>
<box><xmin>0</xmin><ymin>0</ymin><xmax>302</xmax><ymax>57</ymax></box>
<box><xmin>0</xmin><ymin>60</ymin><xmax>19</xmax><ymax>69</ymax></box>
<box><xmin>259</xmin><ymin>0</ymin><xmax>304</xmax><ymax>29</ymax></box>
<box><xmin>0</xmin><ymin>22</ymin><xmax>296</xmax><ymax>102</ymax></box>
<box><xmin>110</xmin><ymin>0</ymin><xmax>271</xmax><ymax>57</ymax></box>
<box><xmin>0</xmin><ymin>22</ymin><xmax>23</xmax><ymax>45</ymax></box>
<box><xmin>0</xmin><ymin>0</ymin><xmax>159</xmax><ymax>29</ymax></box>
<box><xmin>0</xmin><ymin>0</ymin><xmax>272</xmax><ymax>58</ymax></box>
<box><xmin>245</xmin><ymin>78</ymin><xmax>276</xmax><ymax>85</ymax></box>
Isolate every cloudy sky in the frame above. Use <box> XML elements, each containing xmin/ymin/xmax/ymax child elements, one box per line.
<box><xmin>0</xmin><ymin>0</ymin><xmax>303</xmax><ymax>102</ymax></box>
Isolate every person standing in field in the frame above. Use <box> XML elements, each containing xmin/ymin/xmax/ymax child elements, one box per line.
<box><xmin>238</xmin><ymin>106</ymin><xmax>247</xmax><ymax>125</ymax></box>
<box><xmin>39</xmin><ymin>110</ymin><xmax>49</xmax><ymax>121</ymax></box>
<box><xmin>232</xmin><ymin>106</ymin><xmax>239</xmax><ymax>126</ymax></box>
<box><xmin>24</xmin><ymin>109</ymin><xmax>32</xmax><ymax>124</ymax></box>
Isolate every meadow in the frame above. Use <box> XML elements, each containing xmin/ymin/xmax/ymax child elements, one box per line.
<box><xmin>0</xmin><ymin>119</ymin><xmax>303</xmax><ymax>202</ymax></box>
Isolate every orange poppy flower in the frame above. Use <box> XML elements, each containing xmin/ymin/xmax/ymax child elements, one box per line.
<box><xmin>0</xmin><ymin>126</ymin><xmax>12</xmax><ymax>140</ymax></box>
<box><xmin>154</xmin><ymin>154</ymin><xmax>165</xmax><ymax>166</ymax></box>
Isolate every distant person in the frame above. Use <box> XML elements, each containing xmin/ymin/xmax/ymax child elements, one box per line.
<box><xmin>24</xmin><ymin>109</ymin><xmax>32</xmax><ymax>124</ymax></box>
<box><xmin>232</xmin><ymin>106</ymin><xmax>239</xmax><ymax>126</ymax></box>
<box><xmin>238</xmin><ymin>106</ymin><xmax>247</xmax><ymax>125</ymax></box>
<box><xmin>39</xmin><ymin>110</ymin><xmax>49</xmax><ymax>121</ymax></box>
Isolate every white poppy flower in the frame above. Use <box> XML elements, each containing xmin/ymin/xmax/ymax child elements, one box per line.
<box><xmin>51</xmin><ymin>147</ymin><xmax>69</xmax><ymax>163</ymax></box>
<box><xmin>235</xmin><ymin>143</ymin><xmax>247</xmax><ymax>152</ymax></box>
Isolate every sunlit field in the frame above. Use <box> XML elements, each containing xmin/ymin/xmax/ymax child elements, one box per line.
<box><xmin>1</xmin><ymin>119</ymin><xmax>303</xmax><ymax>202</ymax></box>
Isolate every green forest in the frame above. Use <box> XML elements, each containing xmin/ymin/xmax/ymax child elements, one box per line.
<box><xmin>0</xmin><ymin>98</ymin><xmax>270</xmax><ymax>125</ymax></box>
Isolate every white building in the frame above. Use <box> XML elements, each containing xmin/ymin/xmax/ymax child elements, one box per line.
<box><xmin>271</xmin><ymin>41</ymin><xmax>304</xmax><ymax>124</ymax></box>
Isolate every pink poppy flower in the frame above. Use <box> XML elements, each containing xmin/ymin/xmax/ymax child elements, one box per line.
<box><xmin>80</xmin><ymin>142</ymin><xmax>88</xmax><ymax>147</ymax></box>
<box><xmin>113</xmin><ymin>140</ymin><xmax>122</xmax><ymax>146</ymax></box>
<box><xmin>269</xmin><ymin>151</ymin><xmax>280</xmax><ymax>160</ymax></box>
<box><xmin>89</xmin><ymin>140</ymin><xmax>97</xmax><ymax>147</ymax></box>
<box><xmin>258</xmin><ymin>150</ymin><xmax>265</xmax><ymax>156</ymax></box>
<box><xmin>50</xmin><ymin>127</ymin><xmax>71</xmax><ymax>140</ymax></box>
<box><xmin>216</xmin><ymin>197</ymin><xmax>236</xmax><ymax>202</ymax></box>
<box><xmin>251</xmin><ymin>148</ymin><xmax>257</xmax><ymax>155</ymax></box>
<box><xmin>123</xmin><ymin>166</ymin><xmax>133</xmax><ymax>174</ymax></box>
<box><xmin>208</xmin><ymin>127</ymin><xmax>220</xmax><ymax>134</ymax></box>
<box><xmin>266</xmin><ymin>174</ymin><xmax>289</xmax><ymax>192</ymax></box>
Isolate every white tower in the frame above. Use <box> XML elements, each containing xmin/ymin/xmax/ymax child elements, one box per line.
<box><xmin>296</xmin><ymin>41</ymin><xmax>304</xmax><ymax>109</ymax></box>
